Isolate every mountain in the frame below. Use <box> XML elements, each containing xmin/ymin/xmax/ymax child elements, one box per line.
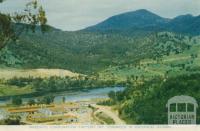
<box><xmin>168</xmin><ymin>14</ymin><xmax>200</xmax><ymax>35</ymax></box>
<box><xmin>84</xmin><ymin>9</ymin><xmax>200</xmax><ymax>35</ymax></box>
<box><xmin>85</xmin><ymin>9</ymin><xmax>168</xmax><ymax>32</ymax></box>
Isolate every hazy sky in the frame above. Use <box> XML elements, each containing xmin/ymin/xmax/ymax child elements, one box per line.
<box><xmin>0</xmin><ymin>0</ymin><xmax>200</xmax><ymax>31</ymax></box>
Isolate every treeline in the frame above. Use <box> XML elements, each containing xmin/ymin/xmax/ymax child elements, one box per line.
<box><xmin>105</xmin><ymin>73</ymin><xmax>200</xmax><ymax>124</ymax></box>
<box><xmin>11</xmin><ymin>95</ymin><xmax>55</xmax><ymax>106</ymax></box>
<box><xmin>6</xmin><ymin>76</ymin><xmax>124</xmax><ymax>94</ymax></box>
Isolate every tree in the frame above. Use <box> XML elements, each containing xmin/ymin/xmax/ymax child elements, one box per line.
<box><xmin>62</xmin><ymin>96</ymin><xmax>66</xmax><ymax>103</ymax></box>
<box><xmin>27</xmin><ymin>99</ymin><xmax>36</xmax><ymax>105</ymax></box>
<box><xmin>4</xmin><ymin>115</ymin><xmax>21</xmax><ymax>125</ymax></box>
<box><xmin>0</xmin><ymin>0</ymin><xmax>47</xmax><ymax>50</ymax></box>
<box><xmin>108</xmin><ymin>91</ymin><xmax>116</xmax><ymax>100</ymax></box>
<box><xmin>41</xmin><ymin>95</ymin><xmax>55</xmax><ymax>104</ymax></box>
<box><xmin>12</xmin><ymin>97</ymin><xmax>22</xmax><ymax>105</ymax></box>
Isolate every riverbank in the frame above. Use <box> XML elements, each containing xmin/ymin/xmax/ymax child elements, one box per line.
<box><xmin>0</xmin><ymin>87</ymin><xmax>125</xmax><ymax>105</ymax></box>
<box><xmin>0</xmin><ymin>71</ymin><xmax>125</xmax><ymax>100</ymax></box>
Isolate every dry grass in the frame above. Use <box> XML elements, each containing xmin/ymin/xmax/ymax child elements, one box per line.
<box><xmin>0</xmin><ymin>68</ymin><xmax>80</xmax><ymax>79</ymax></box>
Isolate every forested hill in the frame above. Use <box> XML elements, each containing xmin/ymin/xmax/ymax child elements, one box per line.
<box><xmin>106</xmin><ymin>73</ymin><xmax>200</xmax><ymax>124</ymax></box>
<box><xmin>84</xmin><ymin>9</ymin><xmax>200</xmax><ymax>35</ymax></box>
<box><xmin>0</xmin><ymin>28</ymin><xmax>199</xmax><ymax>74</ymax></box>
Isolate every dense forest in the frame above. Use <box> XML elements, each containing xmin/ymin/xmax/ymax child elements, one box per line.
<box><xmin>102</xmin><ymin>72</ymin><xmax>200</xmax><ymax>124</ymax></box>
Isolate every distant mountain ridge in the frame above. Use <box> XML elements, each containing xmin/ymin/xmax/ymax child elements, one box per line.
<box><xmin>84</xmin><ymin>9</ymin><xmax>200</xmax><ymax>35</ymax></box>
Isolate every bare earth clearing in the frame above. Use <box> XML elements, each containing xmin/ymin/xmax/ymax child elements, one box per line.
<box><xmin>0</xmin><ymin>68</ymin><xmax>80</xmax><ymax>79</ymax></box>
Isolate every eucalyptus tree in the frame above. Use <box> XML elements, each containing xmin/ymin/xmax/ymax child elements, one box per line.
<box><xmin>0</xmin><ymin>0</ymin><xmax>47</xmax><ymax>50</ymax></box>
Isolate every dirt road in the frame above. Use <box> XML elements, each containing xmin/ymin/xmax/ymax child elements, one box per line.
<box><xmin>93</xmin><ymin>104</ymin><xmax>126</xmax><ymax>125</ymax></box>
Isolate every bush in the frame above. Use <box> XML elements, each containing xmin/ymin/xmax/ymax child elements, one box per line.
<box><xmin>12</xmin><ymin>97</ymin><xmax>22</xmax><ymax>105</ymax></box>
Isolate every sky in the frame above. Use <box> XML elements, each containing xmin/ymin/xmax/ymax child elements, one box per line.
<box><xmin>0</xmin><ymin>0</ymin><xmax>200</xmax><ymax>31</ymax></box>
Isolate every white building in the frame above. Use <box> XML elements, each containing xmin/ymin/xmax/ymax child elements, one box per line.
<box><xmin>38</xmin><ymin>107</ymin><xmax>66</xmax><ymax>116</ymax></box>
<box><xmin>0</xmin><ymin>109</ymin><xmax>10</xmax><ymax>120</ymax></box>
<box><xmin>38</xmin><ymin>108</ymin><xmax>53</xmax><ymax>116</ymax></box>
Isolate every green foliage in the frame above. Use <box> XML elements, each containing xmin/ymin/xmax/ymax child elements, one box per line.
<box><xmin>5</xmin><ymin>76</ymin><xmax>120</xmax><ymax>95</ymax></box>
<box><xmin>7</xmin><ymin>77</ymin><xmax>34</xmax><ymax>87</ymax></box>
<box><xmin>111</xmin><ymin>73</ymin><xmax>200</xmax><ymax>124</ymax></box>
<box><xmin>27</xmin><ymin>99</ymin><xmax>36</xmax><ymax>105</ymax></box>
<box><xmin>62</xmin><ymin>96</ymin><xmax>66</xmax><ymax>103</ymax></box>
<box><xmin>97</xmin><ymin>99</ymin><xmax>115</xmax><ymax>106</ymax></box>
<box><xmin>12</xmin><ymin>96</ymin><xmax>22</xmax><ymax>105</ymax></box>
<box><xmin>3</xmin><ymin>115</ymin><xmax>21</xmax><ymax>125</ymax></box>
<box><xmin>0</xmin><ymin>47</ymin><xmax>22</xmax><ymax>66</ymax></box>
<box><xmin>0</xmin><ymin>0</ymin><xmax>47</xmax><ymax>50</ymax></box>
<box><xmin>37</xmin><ymin>95</ymin><xmax>55</xmax><ymax>104</ymax></box>
<box><xmin>96</xmin><ymin>112</ymin><xmax>115</xmax><ymax>125</ymax></box>
<box><xmin>1</xmin><ymin>31</ymin><xmax>197</xmax><ymax>74</ymax></box>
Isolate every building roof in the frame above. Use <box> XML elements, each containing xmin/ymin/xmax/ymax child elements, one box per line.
<box><xmin>58</xmin><ymin>103</ymin><xmax>80</xmax><ymax>109</ymax></box>
<box><xmin>28</xmin><ymin>113</ymin><xmax>77</xmax><ymax>119</ymax></box>
<box><xmin>65</xmin><ymin>105</ymin><xmax>79</xmax><ymax>109</ymax></box>
<box><xmin>64</xmin><ymin>112</ymin><xmax>78</xmax><ymax>118</ymax></box>
<box><xmin>49</xmin><ymin>107</ymin><xmax>66</xmax><ymax>112</ymax></box>
<box><xmin>8</xmin><ymin>104</ymin><xmax>55</xmax><ymax>113</ymax></box>
<box><xmin>8</xmin><ymin>108</ymin><xmax>38</xmax><ymax>113</ymax></box>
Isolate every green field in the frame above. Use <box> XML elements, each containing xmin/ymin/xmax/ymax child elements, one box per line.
<box><xmin>0</xmin><ymin>84</ymin><xmax>34</xmax><ymax>97</ymax></box>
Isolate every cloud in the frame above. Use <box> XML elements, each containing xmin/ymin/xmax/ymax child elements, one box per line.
<box><xmin>0</xmin><ymin>0</ymin><xmax>200</xmax><ymax>31</ymax></box>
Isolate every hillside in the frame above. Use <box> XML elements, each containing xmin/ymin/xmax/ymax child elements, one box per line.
<box><xmin>105</xmin><ymin>73</ymin><xmax>200</xmax><ymax>124</ymax></box>
<box><xmin>0</xmin><ymin>30</ymin><xmax>198</xmax><ymax>74</ymax></box>
<box><xmin>1</xmin><ymin>31</ymin><xmax>200</xmax><ymax>98</ymax></box>
<box><xmin>98</xmin><ymin>35</ymin><xmax>200</xmax><ymax>82</ymax></box>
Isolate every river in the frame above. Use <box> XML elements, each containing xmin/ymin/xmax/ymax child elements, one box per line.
<box><xmin>0</xmin><ymin>87</ymin><xmax>124</xmax><ymax>105</ymax></box>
